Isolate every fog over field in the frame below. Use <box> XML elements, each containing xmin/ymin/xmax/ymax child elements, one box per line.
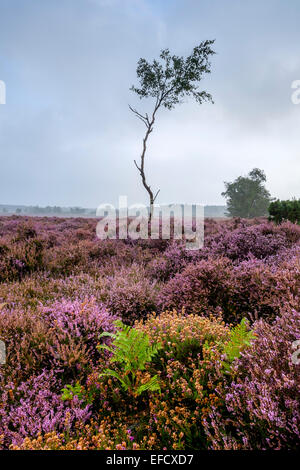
<box><xmin>0</xmin><ymin>0</ymin><xmax>300</xmax><ymax>208</ymax></box>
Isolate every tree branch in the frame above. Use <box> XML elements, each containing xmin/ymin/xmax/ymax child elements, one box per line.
<box><xmin>153</xmin><ymin>189</ymin><xmax>160</xmax><ymax>202</ymax></box>
<box><xmin>134</xmin><ymin>159</ymin><xmax>141</xmax><ymax>172</ymax></box>
<box><xmin>129</xmin><ymin>105</ymin><xmax>150</xmax><ymax>128</ymax></box>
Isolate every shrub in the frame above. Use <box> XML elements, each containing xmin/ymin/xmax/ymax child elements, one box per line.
<box><xmin>102</xmin><ymin>265</ymin><xmax>159</xmax><ymax>324</ymax></box>
<box><xmin>134</xmin><ymin>311</ymin><xmax>230</xmax><ymax>449</ymax></box>
<box><xmin>0</xmin><ymin>236</ymin><xmax>45</xmax><ymax>282</ymax></box>
<box><xmin>0</xmin><ymin>299</ymin><xmax>116</xmax><ymax>384</ymax></box>
<box><xmin>269</xmin><ymin>199</ymin><xmax>300</xmax><ymax>224</ymax></box>
<box><xmin>205</xmin><ymin>222</ymin><xmax>299</xmax><ymax>262</ymax></box>
<box><xmin>204</xmin><ymin>307</ymin><xmax>300</xmax><ymax>449</ymax></box>
<box><xmin>160</xmin><ymin>256</ymin><xmax>299</xmax><ymax>324</ymax></box>
<box><xmin>147</xmin><ymin>242</ymin><xmax>201</xmax><ymax>281</ymax></box>
<box><xmin>159</xmin><ymin>257</ymin><xmax>234</xmax><ymax>319</ymax></box>
<box><xmin>0</xmin><ymin>370</ymin><xmax>91</xmax><ymax>449</ymax></box>
<box><xmin>231</xmin><ymin>258</ymin><xmax>299</xmax><ymax>322</ymax></box>
<box><xmin>135</xmin><ymin>310</ymin><xmax>230</xmax><ymax>361</ymax></box>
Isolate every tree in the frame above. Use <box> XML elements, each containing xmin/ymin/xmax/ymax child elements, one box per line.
<box><xmin>130</xmin><ymin>41</ymin><xmax>215</xmax><ymax>223</ymax></box>
<box><xmin>222</xmin><ymin>168</ymin><xmax>273</xmax><ymax>218</ymax></box>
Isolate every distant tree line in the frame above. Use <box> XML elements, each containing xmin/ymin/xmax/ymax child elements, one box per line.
<box><xmin>0</xmin><ymin>206</ymin><xmax>92</xmax><ymax>216</ymax></box>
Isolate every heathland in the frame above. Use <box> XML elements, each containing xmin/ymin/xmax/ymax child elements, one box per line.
<box><xmin>0</xmin><ymin>216</ymin><xmax>299</xmax><ymax>450</ymax></box>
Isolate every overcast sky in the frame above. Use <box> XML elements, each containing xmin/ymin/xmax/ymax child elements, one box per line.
<box><xmin>0</xmin><ymin>0</ymin><xmax>299</xmax><ymax>207</ymax></box>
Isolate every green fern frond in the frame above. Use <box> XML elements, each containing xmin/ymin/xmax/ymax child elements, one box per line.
<box><xmin>136</xmin><ymin>375</ymin><xmax>161</xmax><ymax>395</ymax></box>
<box><xmin>99</xmin><ymin>369</ymin><xmax>130</xmax><ymax>390</ymax></box>
<box><xmin>98</xmin><ymin>320</ymin><xmax>161</xmax><ymax>397</ymax></box>
<box><xmin>222</xmin><ymin>318</ymin><xmax>255</xmax><ymax>372</ymax></box>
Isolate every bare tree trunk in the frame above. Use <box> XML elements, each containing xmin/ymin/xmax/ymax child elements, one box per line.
<box><xmin>130</xmin><ymin>99</ymin><xmax>161</xmax><ymax>231</ymax></box>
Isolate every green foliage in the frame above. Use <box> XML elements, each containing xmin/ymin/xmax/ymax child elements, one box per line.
<box><xmin>61</xmin><ymin>381</ymin><xmax>95</xmax><ymax>404</ymax></box>
<box><xmin>269</xmin><ymin>199</ymin><xmax>300</xmax><ymax>225</ymax></box>
<box><xmin>222</xmin><ymin>168</ymin><xmax>273</xmax><ymax>218</ymax></box>
<box><xmin>129</xmin><ymin>42</ymin><xmax>215</xmax><ymax>216</ymax></box>
<box><xmin>61</xmin><ymin>382</ymin><xmax>85</xmax><ymax>402</ymax></box>
<box><xmin>98</xmin><ymin>320</ymin><xmax>162</xmax><ymax>397</ymax></box>
<box><xmin>222</xmin><ymin>318</ymin><xmax>255</xmax><ymax>373</ymax></box>
<box><xmin>130</xmin><ymin>41</ymin><xmax>215</xmax><ymax>109</ymax></box>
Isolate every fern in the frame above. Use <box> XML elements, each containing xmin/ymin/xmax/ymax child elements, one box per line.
<box><xmin>98</xmin><ymin>320</ymin><xmax>161</xmax><ymax>397</ymax></box>
<box><xmin>136</xmin><ymin>375</ymin><xmax>161</xmax><ymax>395</ymax></box>
<box><xmin>222</xmin><ymin>318</ymin><xmax>255</xmax><ymax>373</ymax></box>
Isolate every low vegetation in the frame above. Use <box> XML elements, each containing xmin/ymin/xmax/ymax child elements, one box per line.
<box><xmin>0</xmin><ymin>215</ymin><xmax>299</xmax><ymax>450</ymax></box>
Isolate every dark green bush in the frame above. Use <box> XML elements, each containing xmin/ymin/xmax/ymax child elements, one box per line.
<box><xmin>269</xmin><ymin>199</ymin><xmax>300</xmax><ymax>225</ymax></box>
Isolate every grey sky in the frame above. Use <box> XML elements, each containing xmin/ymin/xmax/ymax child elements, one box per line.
<box><xmin>0</xmin><ymin>0</ymin><xmax>299</xmax><ymax>207</ymax></box>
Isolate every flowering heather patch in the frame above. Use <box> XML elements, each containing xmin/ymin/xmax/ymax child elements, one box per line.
<box><xmin>0</xmin><ymin>299</ymin><xmax>116</xmax><ymax>384</ymax></box>
<box><xmin>102</xmin><ymin>265</ymin><xmax>159</xmax><ymax>324</ymax></box>
<box><xmin>0</xmin><ymin>215</ymin><xmax>299</xmax><ymax>450</ymax></box>
<box><xmin>204</xmin><ymin>221</ymin><xmax>300</xmax><ymax>262</ymax></box>
<box><xmin>160</xmin><ymin>255</ymin><xmax>299</xmax><ymax>323</ymax></box>
<box><xmin>135</xmin><ymin>310</ymin><xmax>230</xmax><ymax>360</ymax></box>
<box><xmin>0</xmin><ymin>370</ymin><xmax>91</xmax><ymax>449</ymax></box>
<box><xmin>203</xmin><ymin>307</ymin><xmax>300</xmax><ymax>450</ymax></box>
<box><xmin>147</xmin><ymin>242</ymin><xmax>202</xmax><ymax>281</ymax></box>
<box><xmin>159</xmin><ymin>257</ymin><xmax>234</xmax><ymax>318</ymax></box>
<box><xmin>12</xmin><ymin>311</ymin><xmax>231</xmax><ymax>450</ymax></box>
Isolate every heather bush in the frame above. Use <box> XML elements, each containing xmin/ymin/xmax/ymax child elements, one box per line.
<box><xmin>54</xmin><ymin>312</ymin><xmax>231</xmax><ymax>450</ymax></box>
<box><xmin>159</xmin><ymin>257</ymin><xmax>234</xmax><ymax>318</ymax></box>
<box><xmin>204</xmin><ymin>307</ymin><xmax>300</xmax><ymax>449</ymax></box>
<box><xmin>0</xmin><ymin>273</ymin><xmax>105</xmax><ymax>309</ymax></box>
<box><xmin>160</xmin><ymin>255</ymin><xmax>299</xmax><ymax>323</ymax></box>
<box><xmin>0</xmin><ymin>236</ymin><xmax>45</xmax><ymax>282</ymax></box>
<box><xmin>101</xmin><ymin>265</ymin><xmax>159</xmax><ymax>324</ymax></box>
<box><xmin>0</xmin><ymin>370</ymin><xmax>91</xmax><ymax>449</ymax></box>
<box><xmin>0</xmin><ymin>217</ymin><xmax>161</xmax><ymax>281</ymax></box>
<box><xmin>135</xmin><ymin>310</ymin><xmax>230</xmax><ymax>361</ymax></box>
<box><xmin>231</xmin><ymin>258</ymin><xmax>299</xmax><ymax>322</ymax></box>
<box><xmin>147</xmin><ymin>242</ymin><xmax>201</xmax><ymax>281</ymax></box>
<box><xmin>0</xmin><ymin>299</ymin><xmax>116</xmax><ymax>384</ymax></box>
<box><xmin>134</xmin><ymin>312</ymin><xmax>231</xmax><ymax>449</ymax></box>
<box><xmin>11</xmin><ymin>418</ymin><xmax>145</xmax><ymax>450</ymax></box>
<box><xmin>205</xmin><ymin>221</ymin><xmax>300</xmax><ymax>262</ymax></box>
